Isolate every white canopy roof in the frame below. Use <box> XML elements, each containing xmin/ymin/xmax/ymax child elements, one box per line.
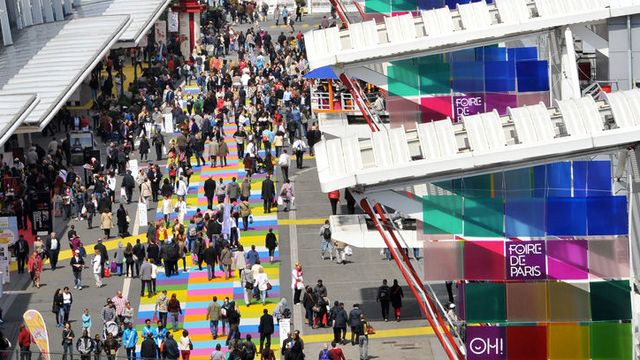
<box><xmin>77</xmin><ymin>0</ymin><xmax>172</xmax><ymax>46</ymax></box>
<box><xmin>0</xmin><ymin>15</ymin><xmax>131</xmax><ymax>129</ymax></box>
<box><xmin>0</xmin><ymin>94</ymin><xmax>39</xmax><ymax>147</ymax></box>
<box><xmin>304</xmin><ymin>0</ymin><xmax>640</xmax><ymax>70</ymax></box>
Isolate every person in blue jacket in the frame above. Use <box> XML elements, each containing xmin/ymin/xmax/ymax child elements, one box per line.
<box><xmin>121</xmin><ymin>322</ymin><xmax>138</xmax><ymax>360</ymax></box>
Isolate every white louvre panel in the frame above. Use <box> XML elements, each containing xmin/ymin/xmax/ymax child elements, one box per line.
<box><xmin>495</xmin><ymin>0</ymin><xmax>530</xmax><ymax>24</ymax></box>
<box><xmin>349</xmin><ymin>22</ymin><xmax>366</xmax><ymax>50</ymax></box>
<box><xmin>417</xmin><ymin>122</ymin><xmax>441</xmax><ymax>159</ymax></box>
<box><xmin>97</xmin><ymin>0</ymin><xmax>171</xmax><ymax>45</ymax></box>
<box><xmin>388</xmin><ymin>127</ymin><xmax>412</xmax><ymax>164</ymax></box>
<box><xmin>606</xmin><ymin>91</ymin><xmax>637</xmax><ymax>128</ymax></box>
<box><xmin>314</xmin><ymin>140</ymin><xmax>330</xmax><ymax>174</ymax></box>
<box><xmin>341</xmin><ymin>137</ymin><xmax>364</xmax><ymax>171</ymax></box>
<box><xmin>325</xmin><ymin>27</ymin><xmax>342</xmax><ymax>55</ymax></box>
<box><xmin>0</xmin><ymin>94</ymin><xmax>38</xmax><ymax>147</ymax></box>
<box><xmin>398</xmin><ymin>14</ymin><xmax>417</xmax><ymax>40</ymax></box>
<box><xmin>371</xmin><ymin>131</ymin><xmax>393</xmax><ymax>167</ymax></box>
<box><xmin>458</xmin><ymin>1</ymin><xmax>492</xmax><ymax>29</ymax></box>
<box><xmin>0</xmin><ymin>15</ymin><xmax>130</xmax><ymax>128</ymax></box>
<box><xmin>433</xmin><ymin>119</ymin><xmax>459</xmax><ymax>156</ymax></box>
<box><xmin>576</xmin><ymin>96</ymin><xmax>605</xmax><ymax>133</ymax></box>
<box><xmin>315</xmin><ymin>90</ymin><xmax>640</xmax><ymax>193</ymax></box>
<box><xmin>421</xmin><ymin>7</ymin><xmax>455</xmax><ymax>36</ymax></box>
<box><xmin>325</xmin><ymin>138</ymin><xmax>347</xmax><ymax>177</ymax></box>
<box><xmin>385</xmin><ymin>15</ymin><xmax>403</xmax><ymax>43</ymax></box>
<box><xmin>362</xmin><ymin>20</ymin><xmax>380</xmax><ymax>47</ymax></box>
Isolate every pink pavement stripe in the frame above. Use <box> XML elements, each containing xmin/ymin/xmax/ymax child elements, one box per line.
<box><xmin>185</xmin><ymin>328</ymin><xmax>212</xmax><ymax>335</ymax></box>
<box><xmin>187</xmin><ymin>308</ymin><xmax>209</xmax><ymax>315</ymax></box>
<box><xmin>188</xmin><ymin>288</ymin><xmax>234</xmax><ymax>296</ymax></box>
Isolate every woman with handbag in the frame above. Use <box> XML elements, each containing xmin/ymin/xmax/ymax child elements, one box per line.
<box><xmin>241</xmin><ymin>263</ymin><xmax>255</xmax><ymax>306</ymax></box>
<box><xmin>291</xmin><ymin>262</ymin><xmax>304</xmax><ymax>304</ymax></box>
<box><xmin>358</xmin><ymin>314</ymin><xmax>373</xmax><ymax>360</ymax></box>
<box><xmin>28</xmin><ymin>250</ymin><xmax>43</xmax><ymax>288</ymax></box>
<box><xmin>302</xmin><ymin>286</ymin><xmax>315</xmax><ymax>327</ymax></box>
<box><xmin>52</xmin><ymin>288</ymin><xmax>64</xmax><ymax>327</ymax></box>
<box><xmin>178</xmin><ymin>329</ymin><xmax>193</xmax><ymax>360</ymax></box>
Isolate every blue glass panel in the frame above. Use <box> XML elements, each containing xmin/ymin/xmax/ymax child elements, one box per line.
<box><xmin>417</xmin><ymin>0</ymin><xmax>444</xmax><ymax>9</ymax></box>
<box><xmin>504</xmin><ymin>168</ymin><xmax>532</xmax><ymax>198</ymax></box>
<box><xmin>547</xmin><ymin>197</ymin><xmax>587</xmax><ymax>236</ymax></box>
<box><xmin>574</xmin><ymin>161</ymin><xmax>588</xmax><ymax>198</ymax></box>
<box><xmin>533</xmin><ymin>165</ymin><xmax>546</xmax><ymax>198</ymax></box>
<box><xmin>505</xmin><ymin>198</ymin><xmax>545</xmax><ymax>237</ymax></box>
<box><xmin>508</xmin><ymin>47</ymin><xmax>538</xmax><ymax>61</ymax></box>
<box><xmin>587</xmin><ymin>196</ymin><xmax>628</xmax><ymax>235</ymax></box>
<box><xmin>587</xmin><ymin>161</ymin><xmax>612</xmax><ymax>197</ymax></box>
<box><xmin>517</xmin><ymin>60</ymin><xmax>550</xmax><ymax>92</ymax></box>
<box><xmin>447</xmin><ymin>49</ymin><xmax>476</xmax><ymax>63</ymax></box>
<box><xmin>485</xmin><ymin>61</ymin><xmax>516</xmax><ymax>92</ymax></box>
<box><xmin>484</xmin><ymin>47</ymin><xmax>508</xmax><ymax>61</ymax></box>
<box><xmin>452</xmin><ymin>62</ymin><xmax>484</xmax><ymax>93</ymax></box>
<box><xmin>547</xmin><ymin>162</ymin><xmax>571</xmax><ymax>197</ymax></box>
<box><xmin>446</xmin><ymin>0</ymin><xmax>491</xmax><ymax>8</ymax></box>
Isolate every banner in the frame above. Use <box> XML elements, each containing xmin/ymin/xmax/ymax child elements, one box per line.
<box><xmin>33</xmin><ymin>192</ymin><xmax>52</xmax><ymax>235</ymax></box>
<box><xmin>128</xmin><ymin>159</ymin><xmax>139</xmax><ymax>180</ymax></box>
<box><xmin>0</xmin><ymin>217</ymin><xmax>18</xmax><ymax>246</ymax></box>
<box><xmin>138</xmin><ymin>202</ymin><xmax>148</xmax><ymax>226</ymax></box>
<box><xmin>168</xmin><ymin>11</ymin><xmax>179</xmax><ymax>33</ymax></box>
<box><xmin>155</xmin><ymin>20</ymin><xmax>167</xmax><ymax>46</ymax></box>
<box><xmin>466</xmin><ymin>326</ymin><xmax>506</xmax><ymax>360</ymax></box>
<box><xmin>453</xmin><ymin>94</ymin><xmax>485</xmax><ymax>122</ymax></box>
<box><xmin>279</xmin><ymin>318</ymin><xmax>291</xmax><ymax>347</ymax></box>
<box><xmin>23</xmin><ymin>310</ymin><xmax>50</xmax><ymax>360</ymax></box>
<box><xmin>0</xmin><ymin>243</ymin><xmax>8</xmax><ymax>284</ymax></box>
<box><xmin>505</xmin><ymin>241</ymin><xmax>546</xmax><ymax>280</ymax></box>
<box><xmin>163</xmin><ymin>114</ymin><xmax>174</xmax><ymax>134</ymax></box>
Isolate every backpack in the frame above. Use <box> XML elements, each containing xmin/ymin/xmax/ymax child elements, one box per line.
<box><xmin>322</xmin><ymin>226</ymin><xmax>331</xmax><ymax>240</ymax></box>
<box><xmin>188</xmin><ymin>226</ymin><xmax>197</xmax><ymax>237</ymax></box>
<box><xmin>320</xmin><ymin>349</ymin><xmax>333</xmax><ymax>360</ymax></box>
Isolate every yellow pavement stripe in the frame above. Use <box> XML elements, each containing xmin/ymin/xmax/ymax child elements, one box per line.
<box><xmin>57</xmin><ymin>234</ymin><xmax>146</xmax><ymax>262</ymax></box>
<box><xmin>278</xmin><ymin>218</ymin><xmax>326</xmax><ymax>225</ymax></box>
<box><xmin>302</xmin><ymin>326</ymin><xmax>434</xmax><ymax>344</ymax></box>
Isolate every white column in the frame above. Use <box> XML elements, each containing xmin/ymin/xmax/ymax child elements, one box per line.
<box><xmin>20</xmin><ymin>0</ymin><xmax>33</xmax><ymax>27</ymax></box>
<box><xmin>62</xmin><ymin>0</ymin><xmax>70</xmax><ymax>14</ymax></box>
<box><xmin>179</xmin><ymin>12</ymin><xmax>190</xmax><ymax>58</ymax></box>
<box><xmin>560</xmin><ymin>26</ymin><xmax>581</xmax><ymax>99</ymax></box>
<box><xmin>52</xmin><ymin>0</ymin><xmax>63</xmax><ymax>21</ymax></box>
<box><xmin>41</xmin><ymin>0</ymin><xmax>54</xmax><ymax>22</ymax></box>
<box><xmin>31</xmin><ymin>0</ymin><xmax>43</xmax><ymax>24</ymax></box>
<box><xmin>0</xmin><ymin>0</ymin><xmax>13</xmax><ymax>45</ymax></box>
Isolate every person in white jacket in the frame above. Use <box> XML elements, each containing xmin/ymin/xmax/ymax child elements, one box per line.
<box><xmin>253</xmin><ymin>267</ymin><xmax>270</xmax><ymax>305</ymax></box>
<box><xmin>92</xmin><ymin>249</ymin><xmax>102</xmax><ymax>288</ymax></box>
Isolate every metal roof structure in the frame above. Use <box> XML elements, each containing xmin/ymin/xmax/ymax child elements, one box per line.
<box><xmin>0</xmin><ymin>94</ymin><xmax>39</xmax><ymax>147</ymax></box>
<box><xmin>313</xmin><ymin>89</ymin><xmax>640</xmax><ymax>193</ymax></box>
<box><xmin>77</xmin><ymin>0</ymin><xmax>173</xmax><ymax>47</ymax></box>
<box><xmin>0</xmin><ymin>15</ymin><xmax>131</xmax><ymax>131</ymax></box>
<box><xmin>304</xmin><ymin>0</ymin><xmax>640</xmax><ymax>70</ymax></box>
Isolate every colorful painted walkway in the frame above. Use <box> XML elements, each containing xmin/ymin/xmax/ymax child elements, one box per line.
<box><xmin>135</xmin><ymin>122</ymin><xmax>281</xmax><ymax>358</ymax></box>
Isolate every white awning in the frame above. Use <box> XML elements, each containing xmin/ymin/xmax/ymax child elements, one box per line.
<box><xmin>0</xmin><ymin>94</ymin><xmax>39</xmax><ymax>147</ymax></box>
<box><xmin>78</xmin><ymin>0</ymin><xmax>172</xmax><ymax>47</ymax></box>
<box><xmin>0</xmin><ymin>15</ymin><xmax>131</xmax><ymax>130</ymax></box>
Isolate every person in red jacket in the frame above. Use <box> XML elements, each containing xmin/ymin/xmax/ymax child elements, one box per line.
<box><xmin>18</xmin><ymin>324</ymin><xmax>31</xmax><ymax>358</ymax></box>
<box><xmin>328</xmin><ymin>190</ymin><xmax>340</xmax><ymax>216</ymax></box>
<box><xmin>328</xmin><ymin>341</ymin><xmax>346</xmax><ymax>360</ymax></box>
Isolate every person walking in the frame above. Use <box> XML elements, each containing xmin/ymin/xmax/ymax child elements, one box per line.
<box><xmin>70</xmin><ymin>249</ymin><xmax>85</xmax><ymax>290</ymax></box>
<box><xmin>358</xmin><ymin>314</ymin><xmax>371</xmax><ymax>360</ymax></box>
<box><xmin>279</xmin><ymin>179</ymin><xmax>294</xmax><ymax>212</ymax></box>
<box><xmin>328</xmin><ymin>341</ymin><xmax>346</xmax><ymax>360</ymax></box>
<box><xmin>46</xmin><ymin>232</ymin><xmax>61</xmax><ymax>271</ymax></box>
<box><xmin>277</xmin><ymin>150</ymin><xmax>290</xmax><ymax>182</ymax></box>
<box><xmin>178</xmin><ymin>330</ymin><xmax>193</xmax><ymax>360</ymax></box>
<box><xmin>168</xmin><ymin>293</ymin><xmax>182</xmax><ymax>331</ymax></box>
<box><xmin>140</xmin><ymin>258</ymin><xmax>152</xmax><ymax>297</ymax></box>
<box><xmin>15</xmin><ymin>235</ymin><xmax>29</xmax><ymax>274</ymax></box>
<box><xmin>204</xmin><ymin>176</ymin><xmax>216</xmax><ymax>210</ymax></box>
<box><xmin>122</xmin><ymin>322</ymin><xmax>138</xmax><ymax>360</ymax></box>
<box><xmin>328</xmin><ymin>190</ymin><xmax>340</xmax><ymax>215</ymax></box>
<box><xmin>348</xmin><ymin>304</ymin><xmax>363</xmax><ymax>345</ymax></box>
<box><xmin>140</xmin><ymin>333</ymin><xmax>157</xmax><ymax>359</ymax></box>
<box><xmin>254</xmin><ymin>267</ymin><xmax>270</xmax><ymax>305</ymax></box>
<box><xmin>76</xmin><ymin>329</ymin><xmax>94</xmax><ymax>360</ymax></box>
<box><xmin>240</xmin><ymin>263</ymin><xmax>254</xmax><ymax>306</ymax></box>
<box><xmin>376</xmin><ymin>279</ymin><xmax>391</xmax><ymax>322</ymax></box>
<box><xmin>103</xmin><ymin>332</ymin><xmax>118</xmax><ymax>360</ymax></box>
<box><xmin>291</xmin><ymin>262</ymin><xmax>304</xmax><ymax>304</ymax></box>
<box><xmin>61</xmin><ymin>322</ymin><xmax>75</xmax><ymax>360</ymax></box>
<box><xmin>61</xmin><ymin>287</ymin><xmax>73</xmax><ymax>323</ymax></box>
<box><xmin>18</xmin><ymin>324</ymin><xmax>31</xmax><ymax>360</ymax></box>
<box><xmin>210</xmin><ymin>343</ymin><xmax>224</xmax><ymax>360</ymax></box>
<box><xmin>114</xmin><ymin>242</ymin><xmax>125</xmax><ymax>276</ymax></box>
<box><xmin>319</xmin><ymin>220</ymin><xmax>333</xmax><ymax>261</ymax></box>
<box><xmin>220</xmin><ymin>244</ymin><xmax>233</xmax><ymax>279</ymax></box>
<box><xmin>100</xmin><ymin>211</ymin><xmax>113</xmax><ymax>238</ymax></box>
<box><xmin>291</xmin><ymin>137</ymin><xmax>307</xmax><ymax>169</ymax></box>
<box><xmin>258</xmin><ymin>308</ymin><xmax>274</xmax><ymax>353</ymax></box>
<box><xmin>390</xmin><ymin>279</ymin><xmax>405</xmax><ymax>321</ymax></box>
<box><xmin>162</xmin><ymin>333</ymin><xmax>180</xmax><ymax>360</ymax></box>
<box><xmin>27</xmin><ymin>250</ymin><xmax>43</xmax><ymax>288</ymax></box>
<box><xmin>239</xmin><ymin>198</ymin><xmax>252</xmax><ymax>231</ymax></box>
<box><xmin>91</xmin><ymin>249</ymin><xmax>103</xmax><ymax>288</ymax></box>
<box><xmin>330</xmin><ymin>301</ymin><xmax>348</xmax><ymax>345</ymax></box>
<box><xmin>265</xmin><ymin>228</ymin><xmax>277</xmax><ymax>263</ymax></box>
<box><xmin>155</xmin><ymin>290</ymin><xmax>169</xmax><ymax>326</ymax></box>
<box><xmin>218</xmin><ymin>139</ymin><xmax>229</xmax><ymax>167</ymax></box>
<box><xmin>53</xmin><ymin>289</ymin><xmax>64</xmax><ymax>327</ymax></box>
<box><xmin>261</xmin><ymin>174</ymin><xmax>276</xmax><ymax>213</ymax></box>
<box><xmin>206</xmin><ymin>296</ymin><xmax>222</xmax><ymax>339</ymax></box>
<box><xmin>203</xmin><ymin>242</ymin><xmax>217</xmax><ymax>281</ymax></box>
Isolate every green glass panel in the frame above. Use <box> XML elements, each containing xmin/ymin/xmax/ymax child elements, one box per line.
<box><xmin>388</xmin><ymin>60</ymin><xmax>420</xmax><ymax>97</ymax></box>
<box><xmin>365</xmin><ymin>0</ymin><xmax>391</xmax><ymax>13</ymax></box>
<box><xmin>419</xmin><ymin>62</ymin><xmax>451</xmax><ymax>95</ymax></box>
<box><xmin>462</xmin><ymin>174</ymin><xmax>492</xmax><ymax>198</ymax></box>
<box><xmin>422</xmin><ymin>195</ymin><xmax>463</xmax><ymax>234</ymax></box>
<box><xmin>391</xmin><ymin>0</ymin><xmax>417</xmax><ymax>11</ymax></box>
<box><xmin>590</xmin><ymin>280</ymin><xmax>632</xmax><ymax>321</ymax></box>
<box><xmin>418</xmin><ymin>55</ymin><xmax>445</xmax><ymax>65</ymax></box>
<box><xmin>464</xmin><ymin>282</ymin><xmax>506</xmax><ymax>323</ymax></box>
<box><xmin>590</xmin><ymin>322</ymin><xmax>632</xmax><ymax>359</ymax></box>
<box><xmin>463</xmin><ymin>198</ymin><xmax>504</xmax><ymax>237</ymax></box>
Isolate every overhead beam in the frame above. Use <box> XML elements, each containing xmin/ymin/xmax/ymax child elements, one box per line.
<box><xmin>570</xmin><ymin>24</ymin><xmax>610</xmax><ymax>57</ymax></box>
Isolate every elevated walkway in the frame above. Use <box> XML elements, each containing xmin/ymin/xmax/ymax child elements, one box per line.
<box><xmin>329</xmin><ymin>214</ymin><xmax>422</xmax><ymax>248</ymax></box>
<box><xmin>315</xmin><ymin>89</ymin><xmax>640</xmax><ymax>193</ymax></box>
<box><xmin>304</xmin><ymin>0</ymin><xmax>640</xmax><ymax>70</ymax></box>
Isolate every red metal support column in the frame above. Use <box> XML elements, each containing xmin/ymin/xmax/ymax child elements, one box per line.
<box><xmin>328</xmin><ymin>0</ymin><xmax>350</xmax><ymax>28</ymax></box>
<box><xmin>360</xmin><ymin>199</ymin><xmax>462</xmax><ymax>360</ymax></box>
<box><xmin>339</xmin><ymin>73</ymin><xmax>380</xmax><ymax>132</ymax></box>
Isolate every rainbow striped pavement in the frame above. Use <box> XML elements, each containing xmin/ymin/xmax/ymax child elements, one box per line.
<box><xmin>135</xmin><ymin>122</ymin><xmax>281</xmax><ymax>358</ymax></box>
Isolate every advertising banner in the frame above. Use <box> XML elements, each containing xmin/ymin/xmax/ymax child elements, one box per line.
<box><xmin>168</xmin><ymin>11</ymin><xmax>179</xmax><ymax>33</ymax></box>
<box><xmin>23</xmin><ymin>310</ymin><xmax>50</xmax><ymax>360</ymax></box>
<box><xmin>505</xmin><ymin>240</ymin><xmax>546</xmax><ymax>280</ymax></box>
<box><xmin>453</xmin><ymin>94</ymin><xmax>485</xmax><ymax>122</ymax></box>
<box><xmin>466</xmin><ymin>326</ymin><xmax>506</xmax><ymax>360</ymax></box>
<box><xmin>0</xmin><ymin>217</ymin><xmax>18</xmax><ymax>246</ymax></box>
<box><xmin>33</xmin><ymin>192</ymin><xmax>52</xmax><ymax>235</ymax></box>
<box><xmin>138</xmin><ymin>202</ymin><xmax>148</xmax><ymax>227</ymax></box>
